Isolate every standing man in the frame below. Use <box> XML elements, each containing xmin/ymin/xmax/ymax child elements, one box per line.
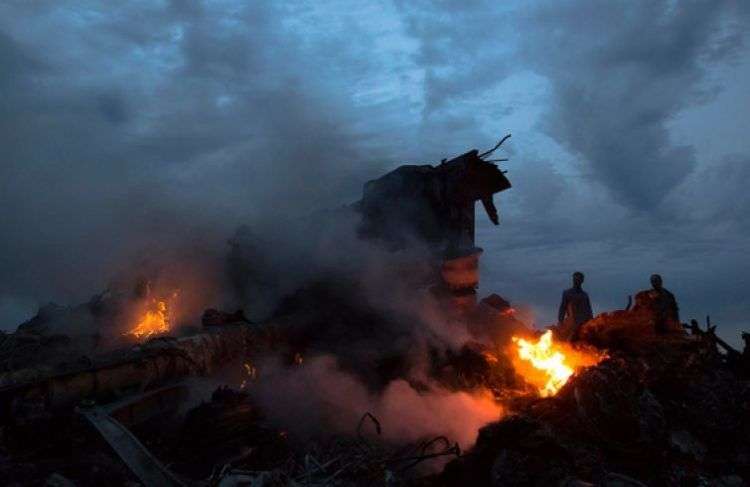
<box><xmin>558</xmin><ymin>271</ymin><xmax>594</xmax><ymax>341</ymax></box>
<box><xmin>649</xmin><ymin>274</ymin><xmax>680</xmax><ymax>333</ymax></box>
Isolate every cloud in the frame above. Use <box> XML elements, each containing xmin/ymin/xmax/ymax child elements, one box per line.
<box><xmin>520</xmin><ymin>0</ymin><xmax>749</xmax><ymax>210</ymax></box>
<box><xmin>393</xmin><ymin>0</ymin><xmax>750</xmax><ymax>343</ymax></box>
<box><xmin>398</xmin><ymin>0</ymin><xmax>748</xmax><ymax>210</ymax></box>
<box><xmin>0</xmin><ymin>1</ymin><xmax>388</xmax><ymax>317</ymax></box>
<box><xmin>0</xmin><ymin>0</ymin><xmax>748</xmax><ymax>347</ymax></box>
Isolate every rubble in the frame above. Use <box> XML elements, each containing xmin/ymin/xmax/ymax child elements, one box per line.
<box><xmin>202</xmin><ymin>308</ymin><xmax>254</xmax><ymax>327</ymax></box>
<box><xmin>4</xmin><ymin>288</ymin><xmax>726</xmax><ymax>486</ymax></box>
<box><xmin>578</xmin><ymin>288</ymin><xmax>686</xmax><ymax>351</ymax></box>
<box><xmin>433</xmin><ymin>329</ymin><xmax>750</xmax><ymax>486</ymax></box>
<box><xmin>1</xmin><ymin>324</ymin><xmax>254</xmax><ymax>419</ymax></box>
<box><xmin>3</xmin><ymin>142</ymin><xmax>750</xmax><ymax>486</ymax></box>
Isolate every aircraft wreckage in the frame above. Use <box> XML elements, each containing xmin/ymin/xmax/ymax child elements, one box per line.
<box><xmin>2</xmin><ymin>135</ymin><xmax>750</xmax><ymax>486</ymax></box>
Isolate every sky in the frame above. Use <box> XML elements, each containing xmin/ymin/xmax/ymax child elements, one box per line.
<box><xmin>1</xmin><ymin>1</ymin><xmax>748</xmax><ymax>344</ymax></box>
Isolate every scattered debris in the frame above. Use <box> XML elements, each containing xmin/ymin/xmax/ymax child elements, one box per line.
<box><xmin>434</xmin><ymin>334</ymin><xmax>750</xmax><ymax>486</ymax></box>
<box><xmin>3</xmin><ymin>142</ymin><xmax>749</xmax><ymax>486</ymax></box>
<box><xmin>202</xmin><ymin>309</ymin><xmax>254</xmax><ymax>327</ymax></box>
<box><xmin>357</xmin><ymin>141</ymin><xmax>512</xmax><ymax>254</ymax></box>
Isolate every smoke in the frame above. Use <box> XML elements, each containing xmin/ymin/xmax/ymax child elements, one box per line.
<box><xmin>0</xmin><ymin>2</ymin><xmax>385</xmax><ymax>329</ymax></box>
<box><xmin>251</xmin><ymin>355</ymin><xmax>503</xmax><ymax>450</ymax></box>
<box><xmin>222</xmin><ymin>208</ymin><xmax>510</xmax><ymax>453</ymax></box>
<box><xmin>2</xmin><ymin>0</ymin><xmax>750</xmax><ymax>345</ymax></box>
<box><xmin>220</xmin><ymin>200</ymin><xmax>525</xmax><ymax>454</ymax></box>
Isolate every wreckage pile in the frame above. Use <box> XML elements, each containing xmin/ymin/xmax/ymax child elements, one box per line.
<box><xmin>3</xmin><ymin>275</ymin><xmax>749</xmax><ymax>486</ymax></box>
<box><xmin>2</xmin><ymin>140</ymin><xmax>749</xmax><ymax>486</ymax></box>
<box><xmin>430</xmin><ymin>306</ymin><xmax>750</xmax><ymax>486</ymax></box>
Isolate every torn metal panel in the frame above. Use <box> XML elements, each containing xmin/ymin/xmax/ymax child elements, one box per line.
<box><xmin>80</xmin><ymin>405</ymin><xmax>184</xmax><ymax>487</ymax></box>
<box><xmin>0</xmin><ymin>324</ymin><xmax>253</xmax><ymax>421</ymax></box>
<box><xmin>357</xmin><ymin>147</ymin><xmax>512</xmax><ymax>256</ymax></box>
<box><xmin>104</xmin><ymin>383</ymin><xmax>189</xmax><ymax>427</ymax></box>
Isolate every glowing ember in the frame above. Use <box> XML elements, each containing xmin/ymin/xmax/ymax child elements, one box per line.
<box><xmin>130</xmin><ymin>299</ymin><xmax>170</xmax><ymax>338</ymax></box>
<box><xmin>511</xmin><ymin>330</ymin><xmax>604</xmax><ymax>397</ymax></box>
<box><xmin>293</xmin><ymin>352</ymin><xmax>304</xmax><ymax>366</ymax></box>
<box><xmin>482</xmin><ymin>350</ymin><xmax>500</xmax><ymax>364</ymax></box>
<box><xmin>239</xmin><ymin>361</ymin><xmax>257</xmax><ymax>389</ymax></box>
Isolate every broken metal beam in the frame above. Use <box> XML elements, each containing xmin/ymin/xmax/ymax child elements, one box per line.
<box><xmin>79</xmin><ymin>405</ymin><xmax>185</xmax><ymax>487</ymax></box>
<box><xmin>0</xmin><ymin>324</ymin><xmax>254</xmax><ymax>421</ymax></box>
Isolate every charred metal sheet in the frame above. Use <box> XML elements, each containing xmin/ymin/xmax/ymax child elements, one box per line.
<box><xmin>80</xmin><ymin>405</ymin><xmax>185</xmax><ymax>487</ymax></box>
<box><xmin>357</xmin><ymin>145</ymin><xmax>512</xmax><ymax>256</ymax></box>
<box><xmin>0</xmin><ymin>324</ymin><xmax>253</xmax><ymax>422</ymax></box>
<box><xmin>105</xmin><ymin>383</ymin><xmax>189</xmax><ymax>427</ymax></box>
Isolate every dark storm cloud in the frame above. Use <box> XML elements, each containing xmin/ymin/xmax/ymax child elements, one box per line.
<box><xmin>0</xmin><ymin>1</ymin><xmax>386</xmax><ymax>323</ymax></box>
<box><xmin>96</xmin><ymin>92</ymin><xmax>129</xmax><ymax>125</ymax></box>
<box><xmin>521</xmin><ymin>0</ymin><xmax>749</xmax><ymax>211</ymax></box>
<box><xmin>0</xmin><ymin>0</ymin><xmax>748</xmax><ymax>344</ymax></box>
<box><xmin>393</xmin><ymin>0</ymin><xmax>750</xmax><ymax>342</ymax></box>
<box><xmin>399</xmin><ymin>0</ymin><xmax>748</xmax><ymax>210</ymax></box>
<box><xmin>395</xmin><ymin>0</ymin><xmax>514</xmax><ymax>121</ymax></box>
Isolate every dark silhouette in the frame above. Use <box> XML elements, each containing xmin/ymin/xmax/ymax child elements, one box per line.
<box><xmin>558</xmin><ymin>271</ymin><xmax>593</xmax><ymax>341</ymax></box>
<box><xmin>649</xmin><ymin>274</ymin><xmax>680</xmax><ymax>333</ymax></box>
<box><xmin>356</xmin><ymin>137</ymin><xmax>512</xmax><ymax>258</ymax></box>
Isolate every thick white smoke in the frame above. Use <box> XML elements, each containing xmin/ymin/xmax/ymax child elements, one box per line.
<box><xmin>251</xmin><ymin>355</ymin><xmax>503</xmax><ymax>449</ymax></box>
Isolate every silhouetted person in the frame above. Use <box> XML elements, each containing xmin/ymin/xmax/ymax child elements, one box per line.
<box><xmin>558</xmin><ymin>271</ymin><xmax>593</xmax><ymax>341</ymax></box>
<box><xmin>649</xmin><ymin>274</ymin><xmax>679</xmax><ymax>333</ymax></box>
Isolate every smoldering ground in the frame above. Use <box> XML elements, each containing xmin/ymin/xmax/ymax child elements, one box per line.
<box><xmin>212</xmin><ymin>203</ymin><xmax>527</xmax><ymax>458</ymax></box>
<box><xmin>249</xmin><ymin>355</ymin><xmax>502</xmax><ymax>450</ymax></box>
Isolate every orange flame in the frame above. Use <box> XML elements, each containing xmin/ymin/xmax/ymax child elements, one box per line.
<box><xmin>511</xmin><ymin>330</ymin><xmax>604</xmax><ymax>397</ymax></box>
<box><xmin>240</xmin><ymin>361</ymin><xmax>257</xmax><ymax>389</ymax></box>
<box><xmin>129</xmin><ymin>299</ymin><xmax>170</xmax><ymax>338</ymax></box>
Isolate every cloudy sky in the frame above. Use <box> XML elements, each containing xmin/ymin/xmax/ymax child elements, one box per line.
<box><xmin>1</xmin><ymin>1</ymin><xmax>748</xmax><ymax>344</ymax></box>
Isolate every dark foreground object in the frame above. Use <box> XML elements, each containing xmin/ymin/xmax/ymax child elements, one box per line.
<box><xmin>357</xmin><ymin>146</ymin><xmax>512</xmax><ymax>254</ymax></box>
<box><xmin>432</xmin><ymin>336</ymin><xmax>750</xmax><ymax>486</ymax></box>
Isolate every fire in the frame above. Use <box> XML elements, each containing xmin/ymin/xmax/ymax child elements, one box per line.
<box><xmin>511</xmin><ymin>330</ymin><xmax>604</xmax><ymax>397</ymax></box>
<box><xmin>239</xmin><ymin>362</ymin><xmax>257</xmax><ymax>389</ymax></box>
<box><xmin>130</xmin><ymin>299</ymin><xmax>170</xmax><ymax>338</ymax></box>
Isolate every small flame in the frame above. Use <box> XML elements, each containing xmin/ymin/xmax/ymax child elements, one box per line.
<box><xmin>511</xmin><ymin>330</ymin><xmax>604</xmax><ymax>397</ymax></box>
<box><xmin>482</xmin><ymin>350</ymin><xmax>500</xmax><ymax>364</ymax></box>
<box><xmin>129</xmin><ymin>299</ymin><xmax>170</xmax><ymax>338</ymax></box>
<box><xmin>240</xmin><ymin>361</ymin><xmax>257</xmax><ymax>389</ymax></box>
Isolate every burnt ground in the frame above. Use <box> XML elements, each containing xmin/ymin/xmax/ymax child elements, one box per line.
<box><xmin>1</xmin><ymin>279</ymin><xmax>749</xmax><ymax>486</ymax></box>
<box><xmin>430</xmin><ymin>336</ymin><xmax>750</xmax><ymax>486</ymax></box>
<box><xmin>3</xmin><ymin>332</ymin><xmax>749</xmax><ymax>486</ymax></box>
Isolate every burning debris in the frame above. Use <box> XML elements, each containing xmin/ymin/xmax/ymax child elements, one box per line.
<box><xmin>128</xmin><ymin>298</ymin><xmax>171</xmax><ymax>338</ymax></box>
<box><xmin>510</xmin><ymin>330</ymin><xmax>605</xmax><ymax>397</ymax></box>
<box><xmin>436</xmin><ymin>332</ymin><xmax>750</xmax><ymax>486</ymax></box>
<box><xmin>122</xmin><ymin>280</ymin><xmax>181</xmax><ymax>339</ymax></box>
<box><xmin>1</xmin><ymin>139</ymin><xmax>749</xmax><ymax>486</ymax></box>
<box><xmin>513</xmin><ymin>331</ymin><xmax>573</xmax><ymax>397</ymax></box>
